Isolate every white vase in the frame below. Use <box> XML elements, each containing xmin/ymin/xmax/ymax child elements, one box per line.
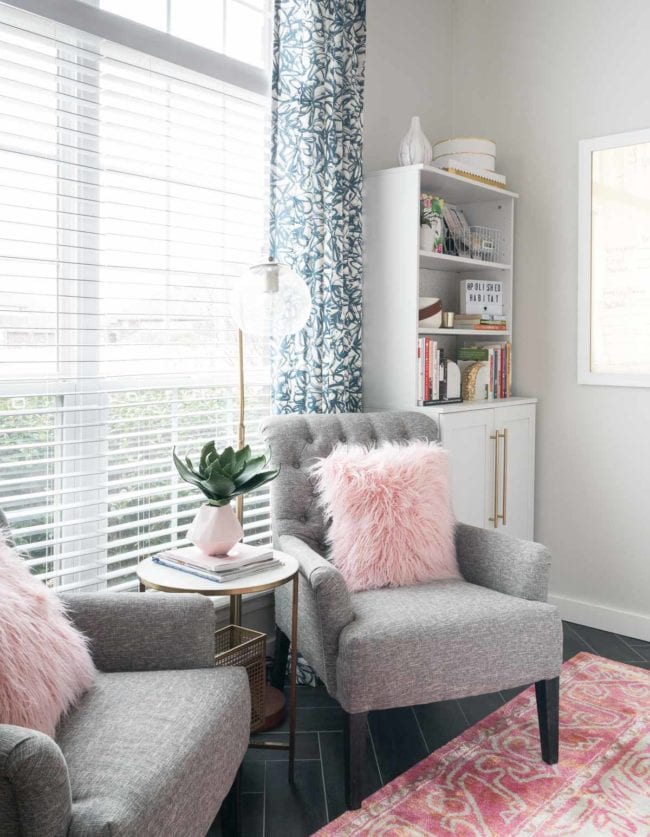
<box><xmin>187</xmin><ymin>503</ymin><xmax>243</xmax><ymax>556</ymax></box>
<box><xmin>399</xmin><ymin>116</ymin><xmax>433</xmax><ymax>166</ymax></box>
<box><xmin>420</xmin><ymin>224</ymin><xmax>435</xmax><ymax>251</ymax></box>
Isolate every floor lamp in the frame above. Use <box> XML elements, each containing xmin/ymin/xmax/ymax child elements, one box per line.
<box><xmin>230</xmin><ymin>258</ymin><xmax>311</xmax><ymax>727</ymax></box>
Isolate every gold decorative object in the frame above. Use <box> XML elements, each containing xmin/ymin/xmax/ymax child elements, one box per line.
<box><xmin>215</xmin><ymin>624</ymin><xmax>266</xmax><ymax>731</ymax></box>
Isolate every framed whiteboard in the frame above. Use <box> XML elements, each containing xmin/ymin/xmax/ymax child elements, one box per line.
<box><xmin>578</xmin><ymin>128</ymin><xmax>650</xmax><ymax>386</ymax></box>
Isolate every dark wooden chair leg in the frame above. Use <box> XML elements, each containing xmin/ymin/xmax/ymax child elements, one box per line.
<box><xmin>270</xmin><ymin>626</ymin><xmax>290</xmax><ymax>690</ymax></box>
<box><xmin>535</xmin><ymin>676</ymin><xmax>559</xmax><ymax>764</ymax></box>
<box><xmin>221</xmin><ymin>767</ymin><xmax>242</xmax><ymax>837</ymax></box>
<box><xmin>344</xmin><ymin>711</ymin><xmax>368</xmax><ymax>810</ymax></box>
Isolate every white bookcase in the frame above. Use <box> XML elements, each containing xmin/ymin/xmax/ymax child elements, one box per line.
<box><xmin>363</xmin><ymin>164</ymin><xmax>536</xmax><ymax>539</ymax></box>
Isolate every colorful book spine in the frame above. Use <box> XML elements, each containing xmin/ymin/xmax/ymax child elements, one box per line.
<box><xmin>424</xmin><ymin>338</ymin><xmax>430</xmax><ymax>402</ymax></box>
<box><xmin>418</xmin><ymin>337</ymin><xmax>455</xmax><ymax>404</ymax></box>
<box><xmin>464</xmin><ymin>341</ymin><xmax>512</xmax><ymax>399</ymax></box>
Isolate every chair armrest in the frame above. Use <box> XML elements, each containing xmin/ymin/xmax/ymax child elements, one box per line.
<box><xmin>61</xmin><ymin>592</ymin><xmax>216</xmax><ymax>672</ymax></box>
<box><xmin>0</xmin><ymin>725</ymin><xmax>71</xmax><ymax>837</ymax></box>
<box><xmin>275</xmin><ymin>535</ymin><xmax>354</xmax><ymax>693</ymax></box>
<box><xmin>455</xmin><ymin>522</ymin><xmax>552</xmax><ymax>602</ymax></box>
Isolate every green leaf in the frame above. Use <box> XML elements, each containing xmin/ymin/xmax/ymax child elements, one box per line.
<box><xmin>232</xmin><ymin>445</ymin><xmax>251</xmax><ymax>476</ymax></box>
<box><xmin>200</xmin><ymin>474</ymin><xmax>236</xmax><ymax>499</ymax></box>
<box><xmin>218</xmin><ymin>446</ymin><xmax>236</xmax><ymax>476</ymax></box>
<box><xmin>233</xmin><ymin>455</ymin><xmax>267</xmax><ymax>487</ymax></box>
<box><xmin>199</xmin><ymin>440</ymin><xmax>216</xmax><ymax>474</ymax></box>
<box><xmin>172</xmin><ymin>448</ymin><xmax>203</xmax><ymax>488</ymax></box>
<box><xmin>205</xmin><ymin>458</ymin><xmax>228</xmax><ymax>480</ymax></box>
<box><xmin>231</xmin><ymin>468</ymin><xmax>279</xmax><ymax>496</ymax></box>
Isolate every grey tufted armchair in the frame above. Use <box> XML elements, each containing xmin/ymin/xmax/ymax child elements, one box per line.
<box><xmin>261</xmin><ymin>411</ymin><xmax>562</xmax><ymax>810</ymax></box>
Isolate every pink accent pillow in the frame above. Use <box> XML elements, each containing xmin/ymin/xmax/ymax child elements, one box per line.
<box><xmin>0</xmin><ymin>537</ymin><xmax>96</xmax><ymax>737</ymax></box>
<box><xmin>311</xmin><ymin>440</ymin><xmax>459</xmax><ymax>592</ymax></box>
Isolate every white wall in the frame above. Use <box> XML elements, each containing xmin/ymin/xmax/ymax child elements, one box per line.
<box><xmin>451</xmin><ymin>0</ymin><xmax>650</xmax><ymax>638</ymax></box>
<box><xmin>363</xmin><ymin>0</ymin><xmax>453</xmax><ymax>172</ymax></box>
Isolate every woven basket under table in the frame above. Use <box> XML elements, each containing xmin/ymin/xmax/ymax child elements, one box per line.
<box><xmin>215</xmin><ymin>624</ymin><xmax>266</xmax><ymax>732</ymax></box>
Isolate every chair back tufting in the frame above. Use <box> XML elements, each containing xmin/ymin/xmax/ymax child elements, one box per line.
<box><xmin>260</xmin><ymin>411</ymin><xmax>438</xmax><ymax>554</ymax></box>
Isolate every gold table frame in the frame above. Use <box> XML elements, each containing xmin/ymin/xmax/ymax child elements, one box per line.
<box><xmin>136</xmin><ymin>555</ymin><xmax>299</xmax><ymax>781</ymax></box>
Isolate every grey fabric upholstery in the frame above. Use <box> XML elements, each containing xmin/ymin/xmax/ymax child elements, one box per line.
<box><xmin>0</xmin><ymin>726</ymin><xmax>71</xmax><ymax>837</ymax></box>
<box><xmin>275</xmin><ymin>534</ymin><xmax>353</xmax><ymax>693</ymax></box>
<box><xmin>261</xmin><ymin>411</ymin><xmax>438</xmax><ymax>553</ymax></box>
<box><xmin>263</xmin><ymin>411</ymin><xmax>438</xmax><ymax>694</ymax></box>
<box><xmin>337</xmin><ymin>580</ymin><xmax>562</xmax><ymax>713</ymax></box>
<box><xmin>57</xmin><ymin>668</ymin><xmax>250</xmax><ymax>837</ymax></box>
<box><xmin>62</xmin><ymin>592</ymin><xmax>216</xmax><ymax>672</ymax></box>
<box><xmin>1</xmin><ymin>592</ymin><xmax>250</xmax><ymax>837</ymax></box>
<box><xmin>261</xmin><ymin>411</ymin><xmax>562</xmax><ymax>713</ymax></box>
<box><xmin>455</xmin><ymin>522</ymin><xmax>552</xmax><ymax>602</ymax></box>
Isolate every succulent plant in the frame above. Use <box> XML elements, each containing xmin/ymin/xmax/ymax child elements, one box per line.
<box><xmin>173</xmin><ymin>442</ymin><xmax>279</xmax><ymax>507</ymax></box>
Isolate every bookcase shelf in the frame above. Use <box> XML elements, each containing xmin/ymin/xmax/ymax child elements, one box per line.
<box><xmin>418</xmin><ymin>328</ymin><xmax>511</xmax><ymax>337</ymax></box>
<box><xmin>363</xmin><ymin>163</ymin><xmax>536</xmax><ymax>541</ymax></box>
<box><xmin>363</xmin><ymin>163</ymin><xmax>517</xmax><ymax>411</ymax></box>
<box><xmin>418</xmin><ymin>251</ymin><xmax>511</xmax><ymax>272</ymax></box>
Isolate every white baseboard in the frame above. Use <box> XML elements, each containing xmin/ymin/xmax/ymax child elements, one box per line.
<box><xmin>549</xmin><ymin>594</ymin><xmax>650</xmax><ymax>642</ymax></box>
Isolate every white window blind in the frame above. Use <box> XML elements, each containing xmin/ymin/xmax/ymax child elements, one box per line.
<box><xmin>0</xmin><ymin>1</ymin><xmax>272</xmax><ymax>592</ymax></box>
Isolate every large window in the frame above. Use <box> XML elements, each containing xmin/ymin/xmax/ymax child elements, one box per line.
<box><xmin>95</xmin><ymin>0</ymin><xmax>269</xmax><ymax>68</ymax></box>
<box><xmin>578</xmin><ymin>128</ymin><xmax>650</xmax><ymax>387</ymax></box>
<box><xmin>0</xmin><ymin>1</ymin><xmax>272</xmax><ymax>591</ymax></box>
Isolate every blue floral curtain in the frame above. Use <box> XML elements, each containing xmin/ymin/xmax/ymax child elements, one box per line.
<box><xmin>270</xmin><ymin>0</ymin><xmax>366</xmax><ymax>413</ymax></box>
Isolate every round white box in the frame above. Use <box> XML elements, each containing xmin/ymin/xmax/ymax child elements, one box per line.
<box><xmin>434</xmin><ymin>152</ymin><xmax>496</xmax><ymax>172</ymax></box>
<box><xmin>433</xmin><ymin>137</ymin><xmax>496</xmax><ymax>159</ymax></box>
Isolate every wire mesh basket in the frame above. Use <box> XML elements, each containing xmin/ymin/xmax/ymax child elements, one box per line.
<box><xmin>215</xmin><ymin>624</ymin><xmax>266</xmax><ymax>732</ymax></box>
<box><xmin>445</xmin><ymin>225</ymin><xmax>505</xmax><ymax>263</ymax></box>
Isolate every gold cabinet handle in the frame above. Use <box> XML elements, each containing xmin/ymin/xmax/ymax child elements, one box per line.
<box><xmin>498</xmin><ymin>429</ymin><xmax>508</xmax><ymax>525</ymax></box>
<box><xmin>488</xmin><ymin>432</ymin><xmax>499</xmax><ymax>527</ymax></box>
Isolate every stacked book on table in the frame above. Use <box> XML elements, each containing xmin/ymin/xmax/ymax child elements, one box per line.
<box><xmin>153</xmin><ymin>543</ymin><xmax>280</xmax><ymax>583</ymax></box>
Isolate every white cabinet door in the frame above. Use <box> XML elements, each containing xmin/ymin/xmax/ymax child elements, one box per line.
<box><xmin>439</xmin><ymin>409</ymin><xmax>495</xmax><ymax>529</ymax></box>
<box><xmin>494</xmin><ymin>403</ymin><xmax>536</xmax><ymax>540</ymax></box>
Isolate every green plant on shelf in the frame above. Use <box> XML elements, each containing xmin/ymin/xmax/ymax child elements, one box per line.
<box><xmin>419</xmin><ymin>193</ymin><xmax>444</xmax><ymax>227</ymax></box>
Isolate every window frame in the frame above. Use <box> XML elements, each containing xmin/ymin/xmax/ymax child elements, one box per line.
<box><xmin>5</xmin><ymin>0</ymin><xmax>270</xmax><ymax>97</ymax></box>
<box><xmin>578</xmin><ymin>126</ymin><xmax>650</xmax><ymax>387</ymax></box>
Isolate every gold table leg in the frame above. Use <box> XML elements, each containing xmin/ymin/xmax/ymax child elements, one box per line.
<box><xmin>230</xmin><ymin>593</ymin><xmax>242</xmax><ymax>626</ymax></box>
<box><xmin>289</xmin><ymin>573</ymin><xmax>298</xmax><ymax>782</ymax></box>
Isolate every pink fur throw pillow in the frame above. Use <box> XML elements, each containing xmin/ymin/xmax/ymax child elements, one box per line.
<box><xmin>0</xmin><ymin>537</ymin><xmax>96</xmax><ymax>737</ymax></box>
<box><xmin>311</xmin><ymin>440</ymin><xmax>459</xmax><ymax>592</ymax></box>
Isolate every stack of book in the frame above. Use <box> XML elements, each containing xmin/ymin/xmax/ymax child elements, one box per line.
<box><xmin>454</xmin><ymin>314</ymin><xmax>508</xmax><ymax>331</ymax></box>
<box><xmin>152</xmin><ymin>543</ymin><xmax>280</xmax><ymax>583</ymax></box>
<box><xmin>417</xmin><ymin>337</ymin><xmax>444</xmax><ymax>405</ymax></box>
<box><xmin>417</xmin><ymin>338</ymin><xmax>462</xmax><ymax>405</ymax></box>
<box><xmin>458</xmin><ymin>343</ymin><xmax>512</xmax><ymax>399</ymax></box>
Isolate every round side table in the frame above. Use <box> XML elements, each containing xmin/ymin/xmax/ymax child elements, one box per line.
<box><xmin>136</xmin><ymin>551</ymin><xmax>299</xmax><ymax>780</ymax></box>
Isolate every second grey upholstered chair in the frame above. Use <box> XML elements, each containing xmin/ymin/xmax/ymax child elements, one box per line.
<box><xmin>0</xmin><ymin>507</ymin><xmax>250</xmax><ymax>836</ymax></box>
<box><xmin>261</xmin><ymin>411</ymin><xmax>562</xmax><ymax>810</ymax></box>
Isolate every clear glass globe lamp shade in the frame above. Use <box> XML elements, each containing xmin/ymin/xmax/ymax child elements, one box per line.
<box><xmin>230</xmin><ymin>261</ymin><xmax>311</xmax><ymax>339</ymax></box>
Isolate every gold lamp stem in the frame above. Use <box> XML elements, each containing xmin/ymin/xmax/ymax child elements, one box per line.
<box><xmin>236</xmin><ymin>328</ymin><xmax>245</xmax><ymax>524</ymax></box>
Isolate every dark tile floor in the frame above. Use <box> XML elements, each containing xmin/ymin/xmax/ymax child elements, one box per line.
<box><xmin>212</xmin><ymin>622</ymin><xmax>650</xmax><ymax>837</ymax></box>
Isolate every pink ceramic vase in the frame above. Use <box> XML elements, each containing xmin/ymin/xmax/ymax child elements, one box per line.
<box><xmin>187</xmin><ymin>503</ymin><xmax>243</xmax><ymax>556</ymax></box>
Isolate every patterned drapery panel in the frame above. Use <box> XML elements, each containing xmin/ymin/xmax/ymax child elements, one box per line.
<box><xmin>270</xmin><ymin>0</ymin><xmax>366</xmax><ymax>413</ymax></box>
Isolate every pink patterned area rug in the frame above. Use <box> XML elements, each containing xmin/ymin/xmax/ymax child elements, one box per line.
<box><xmin>318</xmin><ymin>653</ymin><xmax>650</xmax><ymax>836</ymax></box>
